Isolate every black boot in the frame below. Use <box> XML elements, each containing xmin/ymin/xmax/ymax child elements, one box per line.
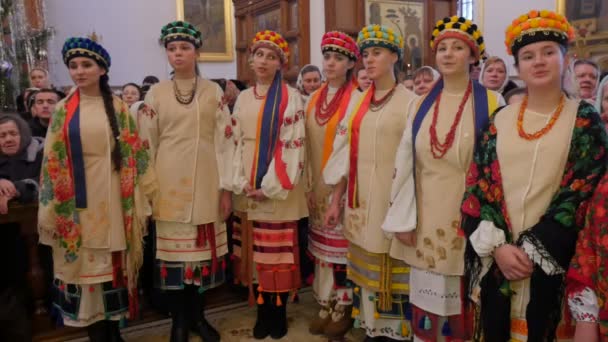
<box><xmin>253</xmin><ymin>292</ymin><xmax>271</xmax><ymax>339</ymax></box>
<box><xmin>187</xmin><ymin>286</ymin><xmax>220</xmax><ymax>342</ymax></box>
<box><xmin>169</xmin><ymin>290</ymin><xmax>189</xmax><ymax>342</ymax></box>
<box><xmin>270</xmin><ymin>293</ymin><xmax>289</xmax><ymax>339</ymax></box>
<box><xmin>86</xmin><ymin>321</ymin><xmax>108</xmax><ymax>342</ymax></box>
<box><xmin>105</xmin><ymin>320</ymin><xmax>125</xmax><ymax>342</ymax></box>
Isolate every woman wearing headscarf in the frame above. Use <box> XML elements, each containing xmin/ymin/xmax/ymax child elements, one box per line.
<box><xmin>461</xmin><ymin>10</ymin><xmax>607</xmax><ymax>341</ymax></box>
<box><xmin>38</xmin><ymin>37</ymin><xmax>156</xmax><ymax>341</ymax></box>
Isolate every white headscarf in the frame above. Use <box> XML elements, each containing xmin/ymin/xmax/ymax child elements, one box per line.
<box><xmin>415</xmin><ymin>66</ymin><xmax>440</xmax><ymax>81</ymax></box>
<box><xmin>595</xmin><ymin>74</ymin><xmax>608</xmax><ymax>114</ymax></box>
<box><xmin>478</xmin><ymin>57</ymin><xmax>510</xmax><ymax>93</ymax></box>
<box><xmin>296</xmin><ymin>64</ymin><xmax>323</xmax><ymax>97</ymax></box>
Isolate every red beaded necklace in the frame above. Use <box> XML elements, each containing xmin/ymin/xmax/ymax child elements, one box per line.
<box><xmin>315</xmin><ymin>84</ymin><xmax>347</xmax><ymax>126</ymax></box>
<box><xmin>370</xmin><ymin>84</ymin><xmax>397</xmax><ymax>111</ymax></box>
<box><xmin>429</xmin><ymin>81</ymin><xmax>473</xmax><ymax>159</ymax></box>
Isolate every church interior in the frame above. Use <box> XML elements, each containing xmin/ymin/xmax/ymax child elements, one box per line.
<box><xmin>2</xmin><ymin>0</ymin><xmax>608</xmax><ymax>341</ymax></box>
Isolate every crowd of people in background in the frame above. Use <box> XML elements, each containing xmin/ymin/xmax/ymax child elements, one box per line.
<box><xmin>4</xmin><ymin>7</ymin><xmax>608</xmax><ymax>342</ymax></box>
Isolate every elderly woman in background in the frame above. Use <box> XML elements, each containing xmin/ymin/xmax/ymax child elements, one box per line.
<box><xmin>0</xmin><ymin>114</ymin><xmax>44</xmax><ymax>342</ymax></box>
<box><xmin>412</xmin><ymin>65</ymin><xmax>440</xmax><ymax>96</ymax></box>
<box><xmin>479</xmin><ymin>56</ymin><xmax>518</xmax><ymax>96</ymax></box>
<box><xmin>298</xmin><ymin>64</ymin><xmax>323</xmax><ymax>100</ymax></box>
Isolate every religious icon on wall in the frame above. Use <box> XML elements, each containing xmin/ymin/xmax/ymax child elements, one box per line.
<box><xmin>558</xmin><ymin>0</ymin><xmax>608</xmax><ymax>68</ymax></box>
<box><xmin>177</xmin><ymin>0</ymin><xmax>234</xmax><ymax>61</ymax></box>
<box><xmin>365</xmin><ymin>0</ymin><xmax>425</xmax><ymax>74</ymax></box>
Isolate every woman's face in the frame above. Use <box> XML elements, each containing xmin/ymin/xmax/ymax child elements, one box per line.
<box><xmin>362</xmin><ymin>47</ymin><xmax>397</xmax><ymax>80</ymax></box>
<box><xmin>166</xmin><ymin>41</ymin><xmax>197</xmax><ymax>74</ymax></box>
<box><xmin>30</xmin><ymin>69</ymin><xmax>48</xmax><ymax>88</ymax></box>
<box><xmin>0</xmin><ymin>121</ymin><xmax>20</xmax><ymax>156</ymax></box>
<box><xmin>252</xmin><ymin>47</ymin><xmax>282</xmax><ymax>82</ymax></box>
<box><xmin>516</xmin><ymin>41</ymin><xmax>564</xmax><ymax>90</ymax></box>
<box><xmin>357</xmin><ymin>69</ymin><xmax>372</xmax><ymax>90</ymax></box>
<box><xmin>323</xmin><ymin>51</ymin><xmax>353</xmax><ymax>83</ymax></box>
<box><xmin>435</xmin><ymin>38</ymin><xmax>474</xmax><ymax>77</ymax></box>
<box><xmin>121</xmin><ymin>85</ymin><xmax>141</xmax><ymax>106</ymax></box>
<box><xmin>68</xmin><ymin>57</ymin><xmax>105</xmax><ymax>91</ymax></box>
<box><xmin>413</xmin><ymin>72</ymin><xmax>434</xmax><ymax>96</ymax></box>
<box><xmin>482</xmin><ymin>61</ymin><xmax>507</xmax><ymax>91</ymax></box>
<box><xmin>302</xmin><ymin>70</ymin><xmax>322</xmax><ymax>94</ymax></box>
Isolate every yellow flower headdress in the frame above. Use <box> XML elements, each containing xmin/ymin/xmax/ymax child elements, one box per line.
<box><xmin>250</xmin><ymin>30</ymin><xmax>290</xmax><ymax>64</ymax></box>
<box><xmin>430</xmin><ymin>16</ymin><xmax>486</xmax><ymax>63</ymax></box>
<box><xmin>505</xmin><ymin>10</ymin><xmax>575</xmax><ymax>56</ymax></box>
<box><xmin>356</xmin><ymin>25</ymin><xmax>404</xmax><ymax>59</ymax></box>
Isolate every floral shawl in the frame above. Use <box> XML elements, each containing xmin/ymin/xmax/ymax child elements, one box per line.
<box><xmin>461</xmin><ymin>101</ymin><xmax>608</xmax><ymax>341</ymax></box>
<box><xmin>38</xmin><ymin>90</ymin><xmax>152</xmax><ymax>317</ymax></box>
<box><xmin>567</xmin><ymin>174</ymin><xmax>608</xmax><ymax>336</ymax></box>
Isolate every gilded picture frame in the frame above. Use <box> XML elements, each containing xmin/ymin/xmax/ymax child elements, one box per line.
<box><xmin>557</xmin><ymin>0</ymin><xmax>608</xmax><ymax>62</ymax></box>
<box><xmin>176</xmin><ymin>0</ymin><xmax>234</xmax><ymax>62</ymax></box>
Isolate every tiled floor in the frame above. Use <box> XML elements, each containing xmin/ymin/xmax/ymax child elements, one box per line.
<box><xmin>120</xmin><ymin>291</ymin><xmax>365</xmax><ymax>342</ymax></box>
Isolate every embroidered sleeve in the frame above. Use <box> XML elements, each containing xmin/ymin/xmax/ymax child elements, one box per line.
<box><xmin>567</xmin><ymin>173</ymin><xmax>608</xmax><ymax>320</ymax></box>
<box><xmin>469</xmin><ymin>220</ymin><xmax>506</xmax><ymax>257</ymax></box>
<box><xmin>382</xmin><ymin>102</ymin><xmax>417</xmax><ymax>233</ymax></box>
<box><xmin>568</xmin><ymin>287</ymin><xmax>599</xmax><ymax>323</ymax></box>
<box><xmin>138</xmin><ymin>92</ymin><xmax>160</xmax><ymax>168</ymax></box>
<box><xmin>231</xmin><ymin>94</ymin><xmax>248</xmax><ymax>195</ymax></box>
<box><xmin>302</xmin><ymin>95</ymin><xmax>313</xmax><ymax>193</ymax></box>
<box><xmin>213</xmin><ymin>85</ymin><xmax>235</xmax><ymax>192</ymax></box>
<box><xmin>323</xmin><ymin>93</ymin><xmax>359</xmax><ymax>186</ymax></box>
<box><xmin>260</xmin><ymin>90</ymin><xmax>306</xmax><ymax>200</ymax></box>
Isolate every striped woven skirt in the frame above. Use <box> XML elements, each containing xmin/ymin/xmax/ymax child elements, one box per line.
<box><xmin>231</xmin><ymin>211</ymin><xmax>301</xmax><ymax>303</ymax></box>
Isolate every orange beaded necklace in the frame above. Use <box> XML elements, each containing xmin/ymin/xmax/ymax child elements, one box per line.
<box><xmin>517</xmin><ymin>94</ymin><xmax>565</xmax><ymax>140</ymax></box>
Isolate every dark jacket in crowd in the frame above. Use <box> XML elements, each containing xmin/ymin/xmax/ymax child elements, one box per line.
<box><xmin>0</xmin><ymin>137</ymin><xmax>44</xmax><ymax>203</ymax></box>
<box><xmin>28</xmin><ymin>118</ymin><xmax>49</xmax><ymax>139</ymax></box>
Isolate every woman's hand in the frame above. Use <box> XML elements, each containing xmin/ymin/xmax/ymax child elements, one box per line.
<box><xmin>573</xmin><ymin>322</ymin><xmax>599</xmax><ymax>342</ymax></box>
<box><xmin>494</xmin><ymin>244</ymin><xmax>534</xmax><ymax>280</ymax></box>
<box><xmin>324</xmin><ymin>202</ymin><xmax>342</xmax><ymax>229</ymax></box>
<box><xmin>0</xmin><ymin>179</ymin><xmax>17</xmax><ymax>197</ymax></box>
<box><xmin>246</xmin><ymin>188</ymin><xmax>267</xmax><ymax>202</ymax></box>
<box><xmin>394</xmin><ymin>231</ymin><xmax>417</xmax><ymax>247</ymax></box>
<box><xmin>306</xmin><ymin>191</ymin><xmax>316</xmax><ymax>211</ymax></box>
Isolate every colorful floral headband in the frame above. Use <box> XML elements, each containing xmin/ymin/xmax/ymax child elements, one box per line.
<box><xmin>251</xmin><ymin>30</ymin><xmax>290</xmax><ymax>64</ymax></box>
<box><xmin>321</xmin><ymin>31</ymin><xmax>360</xmax><ymax>61</ymax></box>
<box><xmin>430</xmin><ymin>16</ymin><xmax>486</xmax><ymax>62</ymax></box>
<box><xmin>62</xmin><ymin>37</ymin><xmax>111</xmax><ymax>70</ymax></box>
<box><xmin>357</xmin><ymin>25</ymin><xmax>404</xmax><ymax>59</ymax></box>
<box><xmin>161</xmin><ymin>20</ymin><xmax>202</xmax><ymax>48</ymax></box>
<box><xmin>505</xmin><ymin>10</ymin><xmax>575</xmax><ymax>56</ymax></box>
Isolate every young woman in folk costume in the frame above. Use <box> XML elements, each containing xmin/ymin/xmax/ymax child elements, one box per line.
<box><xmin>304</xmin><ymin>31</ymin><xmax>360</xmax><ymax>339</ymax></box>
<box><xmin>137</xmin><ymin>21</ymin><xmax>234</xmax><ymax>342</ymax></box>
<box><xmin>37</xmin><ymin>37</ymin><xmax>156</xmax><ymax>341</ymax></box>
<box><xmin>230</xmin><ymin>30</ymin><xmax>308</xmax><ymax>340</ymax></box>
<box><xmin>461</xmin><ymin>10</ymin><xmax>608</xmax><ymax>341</ymax></box>
<box><xmin>382</xmin><ymin>16</ymin><xmax>503</xmax><ymax>342</ymax></box>
<box><xmin>323</xmin><ymin>25</ymin><xmax>418</xmax><ymax>341</ymax></box>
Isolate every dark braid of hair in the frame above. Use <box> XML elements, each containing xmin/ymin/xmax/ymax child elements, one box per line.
<box><xmin>99</xmin><ymin>74</ymin><xmax>122</xmax><ymax>171</ymax></box>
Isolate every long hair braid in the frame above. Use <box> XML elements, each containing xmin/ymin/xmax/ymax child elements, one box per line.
<box><xmin>99</xmin><ymin>74</ymin><xmax>122</xmax><ymax>171</ymax></box>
